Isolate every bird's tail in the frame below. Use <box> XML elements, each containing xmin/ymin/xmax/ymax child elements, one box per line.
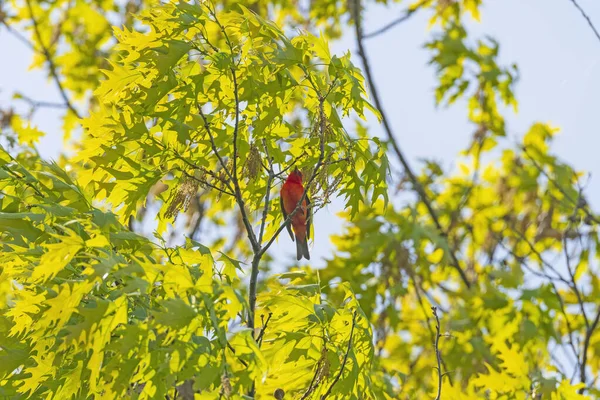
<box><xmin>296</xmin><ymin>236</ymin><xmax>310</xmax><ymax>261</ymax></box>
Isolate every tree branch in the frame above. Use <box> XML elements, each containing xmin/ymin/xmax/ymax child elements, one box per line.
<box><xmin>16</xmin><ymin>92</ymin><xmax>70</xmax><ymax>110</ymax></box>
<box><xmin>568</xmin><ymin>0</ymin><xmax>600</xmax><ymax>45</ymax></box>
<box><xmin>197</xmin><ymin>105</ymin><xmax>241</xmax><ymax>190</ymax></box>
<box><xmin>550</xmin><ymin>280</ymin><xmax>581</xmax><ymax>369</ymax></box>
<box><xmin>188</xmin><ymin>193</ymin><xmax>205</xmax><ymax>240</ymax></box>
<box><xmin>24</xmin><ymin>0</ymin><xmax>81</xmax><ymax>119</ymax></box>
<box><xmin>258</xmin><ymin>139</ymin><xmax>275</xmax><ymax>245</ymax></box>
<box><xmin>522</xmin><ymin>146</ymin><xmax>599</xmax><ymax>225</ymax></box>
<box><xmin>579</xmin><ymin>307</ymin><xmax>600</xmax><ymax>393</ymax></box>
<box><xmin>351</xmin><ymin>0</ymin><xmax>471</xmax><ymax>288</ymax></box>
<box><xmin>274</xmin><ymin>152</ymin><xmax>306</xmax><ymax>178</ymax></box>
<box><xmin>410</xmin><ymin>275</ymin><xmax>452</xmax><ymax>384</ymax></box>
<box><xmin>256</xmin><ymin>312</ymin><xmax>273</xmax><ymax>347</ymax></box>
<box><xmin>432</xmin><ymin>307</ymin><xmax>443</xmax><ymax>400</ymax></box>
<box><xmin>363</xmin><ymin>6</ymin><xmax>419</xmax><ymax>39</ymax></box>
<box><xmin>320</xmin><ymin>311</ymin><xmax>356</xmax><ymax>399</ymax></box>
<box><xmin>1</xmin><ymin>20</ymin><xmax>36</xmax><ymax>50</ymax></box>
<box><xmin>209</xmin><ymin>9</ymin><xmax>260</xmax><ymax>253</ymax></box>
<box><xmin>563</xmin><ymin>193</ymin><xmax>589</xmax><ymax>329</ymax></box>
<box><xmin>226</xmin><ymin>342</ymin><xmax>249</xmax><ymax>368</ymax></box>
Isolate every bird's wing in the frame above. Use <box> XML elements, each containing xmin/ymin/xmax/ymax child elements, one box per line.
<box><xmin>280</xmin><ymin>195</ymin><xmax>294</xmax><ymax>241</ymax></box>
<box><xmin>306</xmin><ymin>192</ymin><xmax>312</xmax><ymax>241</ymax></box>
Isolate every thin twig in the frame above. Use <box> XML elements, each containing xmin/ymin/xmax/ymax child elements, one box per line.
<box><xmin>509</xmin><ymin>227</ymin><xmax>573</xmax><ymax>286</ymax></box>
<box><xmin>1</xmin><ymin>20</ymin><xmax>36</xmax><ymax>50</ymax></box>
<box><xmin>320</xmin><ymin>312</ymin><xmax>356</xmax><ymax>399</ymax></box>
<box><xmin>258</xmin><ymin>139</ymin><xmax>275</xmax><ymax>245</ymax></box>
<box><xmin>568</xmin><ymin>0</ymin><xmax>600</xmax><ymax>45</ymax></box>
<box><xmin>522</xmin><ymin>146</ymin><xmax>599</xmax><ymax>225</ymax></box>
<box><xmin>2</xmin><ymin>166</ymin><xmax>45</xmax><ymax>198</ymax></box>
<box><xmin>563</xmin><ymin>192</ymin><xmax>589</xmax><ymax>329</ymax></box>
<box><xmin>226</xmin><ymin>342</ymin><xmax>249</xmax><ymax>368</ymax></box>
<box><xmin>509</xmin><ymin>225</ymin><xmax>590</xmax><ymax>330</ymax></box>
<box><xmin>579</xmin><ymin>308</ymin><xmax>600</xmax><ymax>393</ymax></box>
<box><xmin>16</xmin><ymin>93</ymin><xmax>69</xmax><ymax>110</ymax></box>
<box><xmin>363</xmin><ymin>6</ymin><xmax>419</xmax><ymax>39</ymax></box>
<box><xmin>274</xmin><ymin>152</ymin><xmax>306</xmax><ymax>178</ymax></box>
<box><xmin>197</xmin><ymin>106</ymin><xmax>235</xmax><ymax>192</ymax></box>
<box><xmin>432</xmin><ymin>307</ymin><xmax>443</xmax><ymax>400</ymax></box>
<box><xmin>24</xmin><ymin>0</ymin><xmax>80</xmax><ymax>119</ymax></box>
<box><xmin>352</xmin><ymin>0</ymin><xmax>471</xmax><ymax>288</ymax></box>
<box><xmin>181</xmin><ymin>170</ymin><xmax>235</xmax><ymax>197</ymax></box>
<box><xmin>549</xmin><ymin>280</ymin><xmax>581</xmax><ymax>369</ymax></box>
<box><xmin>410</xmin><ymin>275</ymin><xmax>452</xmax><ymax>385</ymax></box>
<box><xmin>256</xmin><ymin>312</ymin><xmax>273</xmax><ymax>347</ymax></box>
<box><xmin>188</xmin><ymin>193</ymin><xmax>205</xmax><ymax>240</ymax></box>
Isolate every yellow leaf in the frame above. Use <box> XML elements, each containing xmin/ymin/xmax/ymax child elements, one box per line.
<box><xmin>11</xmin><ymin>115</ymin><xmax>45</xmax><ymax>146</ymax></box>
<box><xmin>85</xmin><ymin>234</ymin><xmax>110</xmax><ymax>248</ymax></box>
<box><xmin>428</xmin><ymin>248</ymin><xmax>445</xmax><ymax>264</ymax></box>
<box><xmin>31</xmin><ymin>230</ymin><xmax>84</xmax><ymax>283</ymax></box>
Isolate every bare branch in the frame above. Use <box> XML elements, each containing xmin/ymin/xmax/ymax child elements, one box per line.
<box><xmin>563</xmin><ymin>192</ymin><xmax>589</xmax><ymax>329</ymax></box>
<box><xmin>363</xmin><ymin>6</ymin><xmax>419</xmax><ymax>39</ymax></box>
<box><xmin>432</xmin><ymin>307</ymin><xmax>443</xmax><ymax>400</ymax></box>
<box><xmin>522</xmin><ymin>146</ymin><xmax>599</xmax><ymax>225</ymax></box>
<box><xmin>2</xmin><ymin>165</ymin><xmax>45</xmax><ymax>198</ymax></box>
<box><xmin>568</xmin><ymin>0</ymin><xmax>600</xmax><ymax>45</ymax></box>
<box><xmin>274</xmin><ymin>152</ymin><xmax>306</xmax><ymax>178</ymax></box>
<box><xmin>579</xmin><ymin>308</ymin><xmax>600</xmax><ymax>393</ymax></box>
<box><xmin>180</xmin><ymin>169</ymin><xmax>234</xmax><ymax>197</ymax></box>
<box><xmin>196</xmin><ymin>106</ymin><xmax>236</xmax><ymax>191</ymax></box>
<box><xmin>351</xmin><ymin>0</ymin><xmax>471</xmax><ymax>288</ymax></box>
<box><xmin>549</xmin><ymin>280</ymin><xmax>581</xmax><ymax>368</ymax></box>
<box><xmin>226</xmin><ymin>342</ymin><xmax>249</xmax><ymax>368</ymax></box>
<box><xmin>24</xmin><ymin>0</ymin><xmax>81</xmax><ymax>119</ymax></box>
<box><xmin>1</xmin><ymin>20</ymin><xmax>35</xmax><ymax>50</ymax></box>
<box><xmin>320</xmin><ymin>311</ymin><xmax>356</xmax><ymax>399</ymax></box>
<box><xmin>188</xmin><ymin>193</ymin><xmax>206</xmax><ymax>240</ymax></box>
<box><xmin>258</xmin><ymin>139</ymin><xmax>275</xmax><ymax>245</ymax></box>
<box><xmin>410</xmin><ymin>275</ymin><xmax>452</xmax><ymax>385</ymax></box>
<box><xmin>256</xmin><ymin>312</ymin><xmax>273</xmax><ymax>347</ymax></box>
<box><xmin>16</xmin><ymin>93</ymin><xmax>70</xmax><ymax>110</ymax></box>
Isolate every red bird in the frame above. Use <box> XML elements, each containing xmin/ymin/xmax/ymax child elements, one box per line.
<box><xmin>280</xmin><ymin>167</ymin><xmax>311</xmax><ymax>260</ymax></box>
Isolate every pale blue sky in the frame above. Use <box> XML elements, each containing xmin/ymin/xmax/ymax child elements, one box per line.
<box><xmin>1</xmin><ymin>0</ymin><xmax>599</xmax><ymax>266</ymax></box>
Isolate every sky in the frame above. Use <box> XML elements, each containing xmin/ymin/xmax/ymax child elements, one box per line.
<box><xmin>0</xmin><ymin>0</ymin><xmax>599</xmax><ymax>267</ymax></box>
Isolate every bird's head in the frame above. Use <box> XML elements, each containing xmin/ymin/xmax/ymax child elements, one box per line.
<box><xmin>287</xmin><ymin>167</ymin><xmax>303</xmax><ymax>184</ymax></box>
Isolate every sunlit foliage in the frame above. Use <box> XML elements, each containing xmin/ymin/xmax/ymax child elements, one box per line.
<box><xmin>1</xmin><ymin>0</ymin><xmax>599</xmax><ymax>399</ymax></box>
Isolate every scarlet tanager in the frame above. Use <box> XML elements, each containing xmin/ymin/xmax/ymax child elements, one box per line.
<box><xmin>280</xmin><ymin>167</ymin><xmax>311</xmax><ymax>260</ymax></box>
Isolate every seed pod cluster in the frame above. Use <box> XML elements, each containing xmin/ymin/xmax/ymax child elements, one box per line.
<box><xmin>245</xmin><ymin>142</ymin><xmax>262</xmax><ymax>180</ymax></box>
<box><xmin>220</xmin><ymin>373</ymin><xmax>232</xmax><ymax>397</ymax></box>
<box><xmin>164</xmin><ymin>176</ymin><xmax>199</xmax><ymax>221</ymax></box>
